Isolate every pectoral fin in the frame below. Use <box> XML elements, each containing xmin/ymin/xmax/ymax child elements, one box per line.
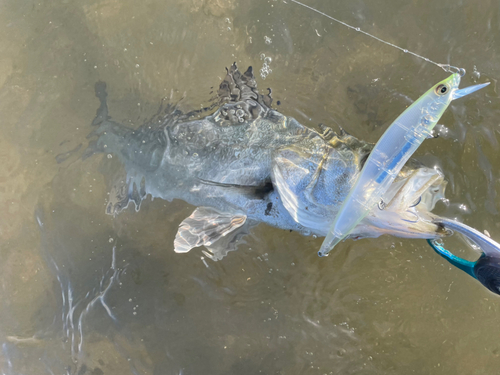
<box><xmin>203</xmin><ymin>220</ymin><xmax>257</xmax><ymax>261</ymax></box>
<box><xmin>174</xmin><ymin>207</ymin><xmax>247</xmax><ymax>254</ymax></box>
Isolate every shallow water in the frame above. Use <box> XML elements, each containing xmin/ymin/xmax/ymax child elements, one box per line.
<box><xmin>1</xmin><ymin>0</ymin><xmax>500</xmax><ymax>374</ymax></box>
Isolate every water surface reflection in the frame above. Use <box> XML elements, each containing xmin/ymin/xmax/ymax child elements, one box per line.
<box><xmin>1</xmin><ymin>0</ymin><xmax>500</xmax><ymax>374</ymax></box>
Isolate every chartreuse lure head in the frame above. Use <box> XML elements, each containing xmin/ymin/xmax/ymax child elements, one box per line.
<box><xmin>428</xmin><ymin>218</ymin><xmax>500</xmax><ymax>296</ymax></box>
<box><xmin>433</xmin><ymin>73</ymin><xmax>490</xmax><ymax>103</ymax></box>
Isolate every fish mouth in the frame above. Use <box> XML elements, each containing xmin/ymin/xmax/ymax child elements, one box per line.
<box><xmin>351</xmin><ymin>167</ymin><xmax>452</xmax><ymax>239</ymax></box>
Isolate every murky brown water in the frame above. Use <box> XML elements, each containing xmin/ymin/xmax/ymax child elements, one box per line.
<box><xmin>1</xmin><ymin>0</ymin><xmax>500</xmax><ymax>374</ymax></box>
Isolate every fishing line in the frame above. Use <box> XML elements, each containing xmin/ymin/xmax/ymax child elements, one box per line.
<box><xmin>289</xmin><ymin>0</ymin><xmax>466</xmax><ymax>76</ymax></box>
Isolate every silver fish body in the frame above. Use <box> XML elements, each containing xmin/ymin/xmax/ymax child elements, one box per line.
<box><xmin>88</xmin><ymin>64</ymin><xmax>447</xmax><ymax>259</ymax></box>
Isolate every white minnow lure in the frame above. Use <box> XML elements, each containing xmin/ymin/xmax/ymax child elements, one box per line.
<box><xmin>319</xmin><ymin>73</ymin><xmax>490</xmax><ymax>257</ymax></box>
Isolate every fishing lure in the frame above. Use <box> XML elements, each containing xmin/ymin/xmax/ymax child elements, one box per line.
<box><xmin>287</xmin><ymin>1</ymin><xmax>490</xmax><ymax>256</ymax></box>
<box><xmin>319</xmin><ymin>74</ymin><xmax>489</xmax><ymax>256</ymax></box>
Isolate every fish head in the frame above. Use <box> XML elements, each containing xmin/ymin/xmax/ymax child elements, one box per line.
<box><xmin>347</xmin><ymin>72</ymin><xmax>489</xmax><ymax>240</ymax></box>
<box><xmin>351</xmin><ymin>165</ymin><xmax>450</xmax><ymax>240</ymax></box>
<box><xmin>273</xmin><ymin>138</ymin><xmax>451</xmax><ymax>240</ymax></box>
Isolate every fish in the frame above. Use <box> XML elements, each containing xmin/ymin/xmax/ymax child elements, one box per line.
<box><xmin>86</xmin><ymin>63</ymin><xmax>450</xmax><ymax>260</ymax></box>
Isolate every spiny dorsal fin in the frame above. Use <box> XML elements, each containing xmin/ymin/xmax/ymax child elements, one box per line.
<box><xmin>318</xmin><ymin>123</ymin><xmax>337</xmax><ymax>141</ymax></box>
<box><xmin>338</xmin><ymin>125</ymin><xmax>350</xmax><ymax>137</ymax></box>
<box><xmin>215</xmin><ymin>63</ymin><xmax>273</xmax><ymax>124</ymax></box>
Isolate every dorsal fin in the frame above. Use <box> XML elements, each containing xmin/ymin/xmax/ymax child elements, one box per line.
<box><xmin>318</xmin><ymin>123</ymin><xmax>337</xmax><ymax>140</ymax></box>
<box><xmin>215</xmin><ymin>64</ymin><xmax>273</xmax><ymax>124</ymax></box>
<box><xmin>338</xmin><ymin>125</ymin><xmax>350</xmax><ymax>137</ymax></box>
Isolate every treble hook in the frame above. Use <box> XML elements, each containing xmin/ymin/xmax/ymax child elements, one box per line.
<box><xmin>377</xmin><ymin>199</ymin><xmax>386</xmax><ymax>210</ymax></box>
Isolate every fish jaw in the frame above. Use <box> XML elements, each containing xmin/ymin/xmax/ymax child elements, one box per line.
<box><xmin>352</xmin><ymin>210</ymin><xmax>450</xmax><ymax>240</ymax></box>
<box><xmin>348</xmin><ymin>167</ymin><xmax>451</xmax><ymax>240</ymax></box>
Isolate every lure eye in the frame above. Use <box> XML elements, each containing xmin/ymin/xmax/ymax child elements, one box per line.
<box><xmin>435</xmin><ymin>84</ymin><xmax>449</xmax><ymax>96</ymax></box>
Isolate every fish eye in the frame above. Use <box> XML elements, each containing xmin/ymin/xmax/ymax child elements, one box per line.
<box><xmin>435</xmin><ymin>84</ymin><xmax>449</xmax><ymax>96</ymax></box>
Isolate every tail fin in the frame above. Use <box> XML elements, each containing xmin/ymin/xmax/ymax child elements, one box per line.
<box><xmin>92</xmin><ymin>81</ymin><xmax>109</xmax><ymax>126</ymax></box>
<box><xmin>84</xmin><ymin>81</ymin><xmax>135</xmax><ymax>160</ymax></box>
